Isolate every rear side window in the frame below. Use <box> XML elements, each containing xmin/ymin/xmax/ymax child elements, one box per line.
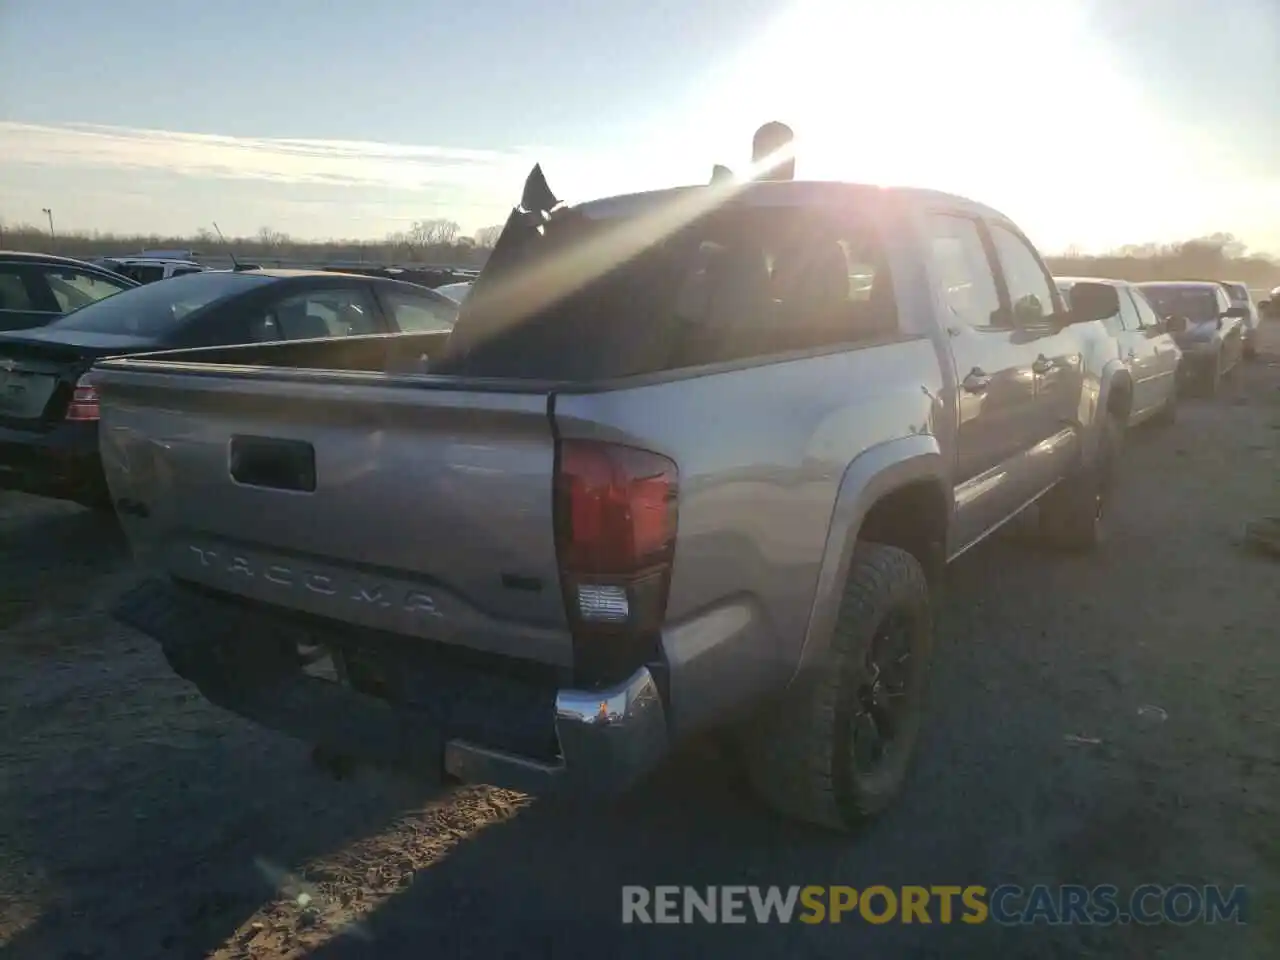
<box><xmin>382</xmin><ymin>288</ymin><xmax>457</xmax><ymax>332</ymax></box>
<box><xmin>0</xmin><ymin>267</ymin><xmax>37</xmax><ymax>311</ymax></box>
<box><xmin>250</xmin><ymin>287</ymin><xmax>381</xmax><ymax>341</ymax></box>
<box><xmin>42</xmin><ymin>268</ymin><xmax>131</xmax><ymax>312</ymax></box>
<box><xmin>443</xmin><ymin>203</ymin><xmax>898</xmax><ymax>379</ymax></box>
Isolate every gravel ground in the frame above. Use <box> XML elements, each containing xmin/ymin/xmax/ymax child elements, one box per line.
<box><xmin>2</xmin><ymin>332</ymin><xmax>1279</xmax><ymax>960</ymax></box>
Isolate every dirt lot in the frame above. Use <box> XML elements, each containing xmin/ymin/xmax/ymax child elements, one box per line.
<box><xmin>2</xmin><ymin>333</ymin><xmax>1279</xmax><ymax>960</ymax></box>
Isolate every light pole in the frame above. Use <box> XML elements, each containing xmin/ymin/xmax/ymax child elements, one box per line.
<box><xmin>41</xmin><ymin>207</ymin><xmax>55</xmax><ymax>245</ymax></box>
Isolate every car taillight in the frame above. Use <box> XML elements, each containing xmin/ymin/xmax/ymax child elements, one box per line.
<box><xmin>65</xmin><ymin>374</ymin><xmax>100</xmax><ymax>422</ymax></box>
<box><xmin>554</xmin><ymin>439</ymin><xmax>678</xmax><ymax>679</ymax></box>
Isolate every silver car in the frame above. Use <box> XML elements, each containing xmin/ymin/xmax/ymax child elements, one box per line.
<box><xmin>1056</xmin><ymin>276</ymin><xmax>1181</xmax><ymax>424</ymax></box>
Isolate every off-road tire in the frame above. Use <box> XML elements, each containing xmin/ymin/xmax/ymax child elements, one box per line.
<box><xmin>741</xmin><ymin>543</ymin><xmax>933</xmax><ymax>832</ymax></box>
<box><xmin>1039</xmin><ymin>411</ymin><xmax>1123</xmax><ymax>551</ymax></box>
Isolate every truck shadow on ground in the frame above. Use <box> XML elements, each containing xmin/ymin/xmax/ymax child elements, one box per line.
<box><xmin>0</xmin><ymin>729</ymin><xmax>435</xmax><ymax>960</ymax></box>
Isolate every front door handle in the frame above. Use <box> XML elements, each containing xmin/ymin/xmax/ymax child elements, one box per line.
<box><xmin>962</xmin><ymin>368</ymin><xmax>992</xmax><ymax>393</ymax></box>
<box><xmin>1126</xmin><ymin>350</ymin><xmax>1137</xmax><ymax>361</ymax></box>
<box><xmin>1032</xmin><ymin>354</ymin><xmax>1054</xmax><ymax>375</ymax></box>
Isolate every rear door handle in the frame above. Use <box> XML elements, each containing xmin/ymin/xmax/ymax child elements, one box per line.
<box><xmin>1126</xmin><ymin>350</ymin><xmax>1137</xmax><ymax>361</ymax></box>
<box><xmin>1032</xmin><ymin>355</ymin><xmax>1054</xmax><ymax>375</ymax></box>
<box><xmin>962</xmin><ymin>368</ymin><xmax>992</xmax><ymax>393</ymax></box>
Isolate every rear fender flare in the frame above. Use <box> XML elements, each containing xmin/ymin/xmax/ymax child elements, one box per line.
<box><xmin>789</xmin><ymin>433</ymin><xmax>947</xmax><ymax>682</ymax></box>
<box><xmin>1091</xmin><ymin>363</ymin><xmax>1132</xmax><ymax>459</ymax></box>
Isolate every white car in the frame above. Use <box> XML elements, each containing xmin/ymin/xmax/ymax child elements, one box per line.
<box><xmin>97</xmin><ymin>257</ymin><xmax>207</xmax><ymax>285</ymax></box>
<box><xmin>434</xmin><ymin>281</ymin><xmax>472</xmax><ymax>303</ymax></box>
<box><xmin>1056</xmin><ymin>276</ymin><xmax>1181</xmax><ymax>424</ymax></box>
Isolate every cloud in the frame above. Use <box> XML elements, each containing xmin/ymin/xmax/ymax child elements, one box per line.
<box><xmin>0</xmin><ymin>121</ymin><xmax>533</xmax><ymax>191</ymax></box>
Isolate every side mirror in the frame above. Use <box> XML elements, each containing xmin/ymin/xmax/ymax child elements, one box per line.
<box><xmin>1066</xmin><ymin>281</ymin><xmax>1120</xmax><ymax>325</ymax></box>
<box><xmin>1223</xmin><ymin>305</ymin><xmax>1249</xmax><ymax>320</ymax></box>
<box><xmin>1165</xmin><ymin>314</ymin><xmax>1189</xmax><ymax>334</ymax></box>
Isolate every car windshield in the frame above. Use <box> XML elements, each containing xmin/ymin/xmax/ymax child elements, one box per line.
<box><xmin>1139</xmin><ymin>285</ymin><xmax>1220</xmax><ymax>323</ymax></box>
<box><xmin>46</xmin><ymin>271</ymin><xmax>272</xmax><ymax>336</ymax></box>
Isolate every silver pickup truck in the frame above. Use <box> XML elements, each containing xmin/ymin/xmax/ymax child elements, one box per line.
<box><xmin>94</xmin><ymin>176</ymin><xmax>1130</xmax><ymax>831</ymax></box>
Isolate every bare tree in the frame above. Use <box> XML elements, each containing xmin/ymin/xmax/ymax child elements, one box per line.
<box><xmin>407</xmin><ymin>219</ymin><xmax>461</xmax><ymax>249</ymax></box>
<box><xmin>257</xmin><ymin>226</ymin><xmax>291</xmax><ymax>248</ymax></box>
<box><xmin>474</xmin><ymin>224</ymin><xmax>504</xmax><ymax>248</ymax></box>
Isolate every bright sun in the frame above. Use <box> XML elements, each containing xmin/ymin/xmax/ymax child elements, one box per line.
<box><xmin>678</xmin><ymin>0</ymin><xmax>1226</xmax><ymax>252</ymax></box>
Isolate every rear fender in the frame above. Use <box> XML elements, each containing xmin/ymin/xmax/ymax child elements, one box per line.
<box><xmin>790</xmin><ymin>433</ymin><xmax>947</xmax><ymax>682</ymax></box>
<box><xmin>1091</xmin><ymin>362</ymin><xmax>1132</xmax><ymax>459</ymax></box>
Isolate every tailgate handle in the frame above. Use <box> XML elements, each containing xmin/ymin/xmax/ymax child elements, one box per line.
<box><xmin>229</xmin><ymin>436</ymin><xmax>316</xmax><ymax>492</ymax></box>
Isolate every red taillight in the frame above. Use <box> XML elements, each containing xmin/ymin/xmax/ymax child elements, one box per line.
<box><xmin>554</xmin><ymin>439</ymin><xmax>678</xmax><ymax>638</ymax></box>
<box><xmin>65</xmin><ymin>374</ymin><xmax>100</xmax><ymax>422</ymax></box>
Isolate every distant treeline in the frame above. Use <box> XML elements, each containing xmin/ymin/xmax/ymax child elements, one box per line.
<box><xmin>1045</xmin><ymin>234</ymin><xmax>1278</xmax><ymax>291</ymax></box>
<box><xmin>2</xmin><ymin>221</ymin><xmax>1277</xmax><ymax>292</ymax></box>
<box><xmin>0</xmin><ymin>218</ymin><xmax>504</xmax><ymax>269</ymax></box>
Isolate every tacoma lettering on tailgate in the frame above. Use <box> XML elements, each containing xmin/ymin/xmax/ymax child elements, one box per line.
<box><xmin>187</xmin><ymin>545</ymin><xmax>442</xmax><ymax>616</ymax></box>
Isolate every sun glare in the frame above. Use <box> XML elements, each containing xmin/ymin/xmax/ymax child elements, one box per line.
<box><xmin>674</xmin><ymin>0</ymin><xmax>1238</xmax><ymax>252</ymax></box>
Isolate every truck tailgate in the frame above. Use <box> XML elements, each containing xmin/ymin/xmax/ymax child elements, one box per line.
<box><xmin>93</xmin><ymin>365</ymin><xmax>573</xmax><ymax>667</ymax></box>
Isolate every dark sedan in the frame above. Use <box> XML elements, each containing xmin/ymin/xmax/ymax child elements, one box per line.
<box><xmin>0</xmin><ymin>268</ymin><xmax>459</xmax><ymax>508</ymax></box>
<box><xmin>0</xmin><ymin>250</ymin><xmax>139</xmax><ymax>331</ymax></box>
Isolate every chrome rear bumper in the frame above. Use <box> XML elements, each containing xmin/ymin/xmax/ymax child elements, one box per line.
<box><xmin>444</xmin><ymin>666</ymin><xmax>670</xmax><ymax>795</ymax></box>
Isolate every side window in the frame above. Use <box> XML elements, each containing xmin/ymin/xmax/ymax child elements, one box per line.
<box><xmin>760</xmin><ymin>216</ymin><xmax>899</xmax><ymax>348</ymax></box>
<box><xmin>382</xmin><ymin>289</ymin><xmax>458</xmax><ymax>332</ymax></box>
<box><xmin>0</xmin><ymin>267</ymin><xmax>37</xmax><ymax>311</ymax></box>
<box><xmin>250</xmin><ymin>287</ymin><xmax>381</xmax><ymax>342</ymax></box>
<box><xmin>42</xmin><ymin>269</ymin><xmax>130</xmax><ymax>313</ymax></box>
<box><xmin>172</xmin><ymin>266</ymin><xmax>203</xmax><ymax>277</ymax></box>
<box><xmin>1130</xmin><ymin>289</ymin><xmax>1162</xmax><ymax>329</ymax></box>
<box><xmin>134</xmin><ymin>265</ymin><xmax>165</xmax><ymax>284</ymax></box>
<box><xmin>1116</xmin><ymin>288</ymin><xmax>1142</xmax><ymax>332</ymax></box>
<box><xmin>926</xmin><ymin>214</ymin><xmax>1003</xmax><ymax>330</ymax></box>
<box><xmin>987</xmin><ymin>223</ymin><xmax>1058</xmax><ymax>327</ymax></box>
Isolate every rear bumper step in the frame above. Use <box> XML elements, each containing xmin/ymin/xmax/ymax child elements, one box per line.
<box><xmin>111</xmin><ymin>578</ymin><xmax>669</xmax><ymax>795</ymax></box>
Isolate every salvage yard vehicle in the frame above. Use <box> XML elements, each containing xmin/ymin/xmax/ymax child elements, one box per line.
<box><xmin>1056</xmin><ymin>276</ymin><xmax>1181</xmax><ymax>425</ymax></box>
<box><xmin>1137</xmin><ymin>281</ymin><xmax>1246</xmax><ymax>397</ymax></box>
<box><xmin>0</xmin><ymin>268</ymin><xmax>458</xmax><ymax>509</ymax></box>
<box><xmin>0</xmin><ymin>250</ymin><xmax>138</xmax><ymax>331</ymax></box>
<box><xmin>94</xmin><ymin>256</ymin><xmax>207</xmax><ymax>284</ymax></box>
<box><xmin>98</xmin><ymin>176</ymin><xmax>1133</xmax><ymax>831</ymax></box>
<box><xmin>1215</xmin><ymin>281</ymin><xmax>1262</xmax><ymax>358</ymax></box>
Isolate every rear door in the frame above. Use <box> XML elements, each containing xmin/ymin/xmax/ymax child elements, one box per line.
<box><xmin>1116</xmin><ymin>285</ymin><xmax>1161</xmax><ymax>416</ymax></box>
<box><xmin>1130</xmin><ymin>287</ymin><xmax>1179</xmax><ymax>406</ymax></box>
<box><xmin>983</xmin><ymin>221</ymin><xmax>1080</xmax><ymax>491</ymax></box>
<box><xmin>925</xmin><ymin>212</ymin><xmax>1040</xmax><ymax>549</ymax></box>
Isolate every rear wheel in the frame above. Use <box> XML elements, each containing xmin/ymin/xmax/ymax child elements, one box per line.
<box><xmin>741</xmin><ymin>543</ymin><xmax>933</xmax><ymax>832</ymax></box>
<box><xmin>1040</xmin><ymin>411</ymin><xmax>1123</xmax><ymax>551</ymax></box>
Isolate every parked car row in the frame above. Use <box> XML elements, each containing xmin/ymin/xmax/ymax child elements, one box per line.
<box><xmin>90</xmin><ymin>172</ymin><xmax>1245</xmax><ymax>834</ymax></box>
<box><xmin>0</xmin><ymin>267</ymin><xmax>459</xmax><ymax>508</ymax></box>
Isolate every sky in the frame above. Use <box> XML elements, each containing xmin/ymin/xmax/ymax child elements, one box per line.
<box><xmin>1</xmin><ymin>0</ymin><xmax>1277</xmax><ymax>254</ymax></box>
